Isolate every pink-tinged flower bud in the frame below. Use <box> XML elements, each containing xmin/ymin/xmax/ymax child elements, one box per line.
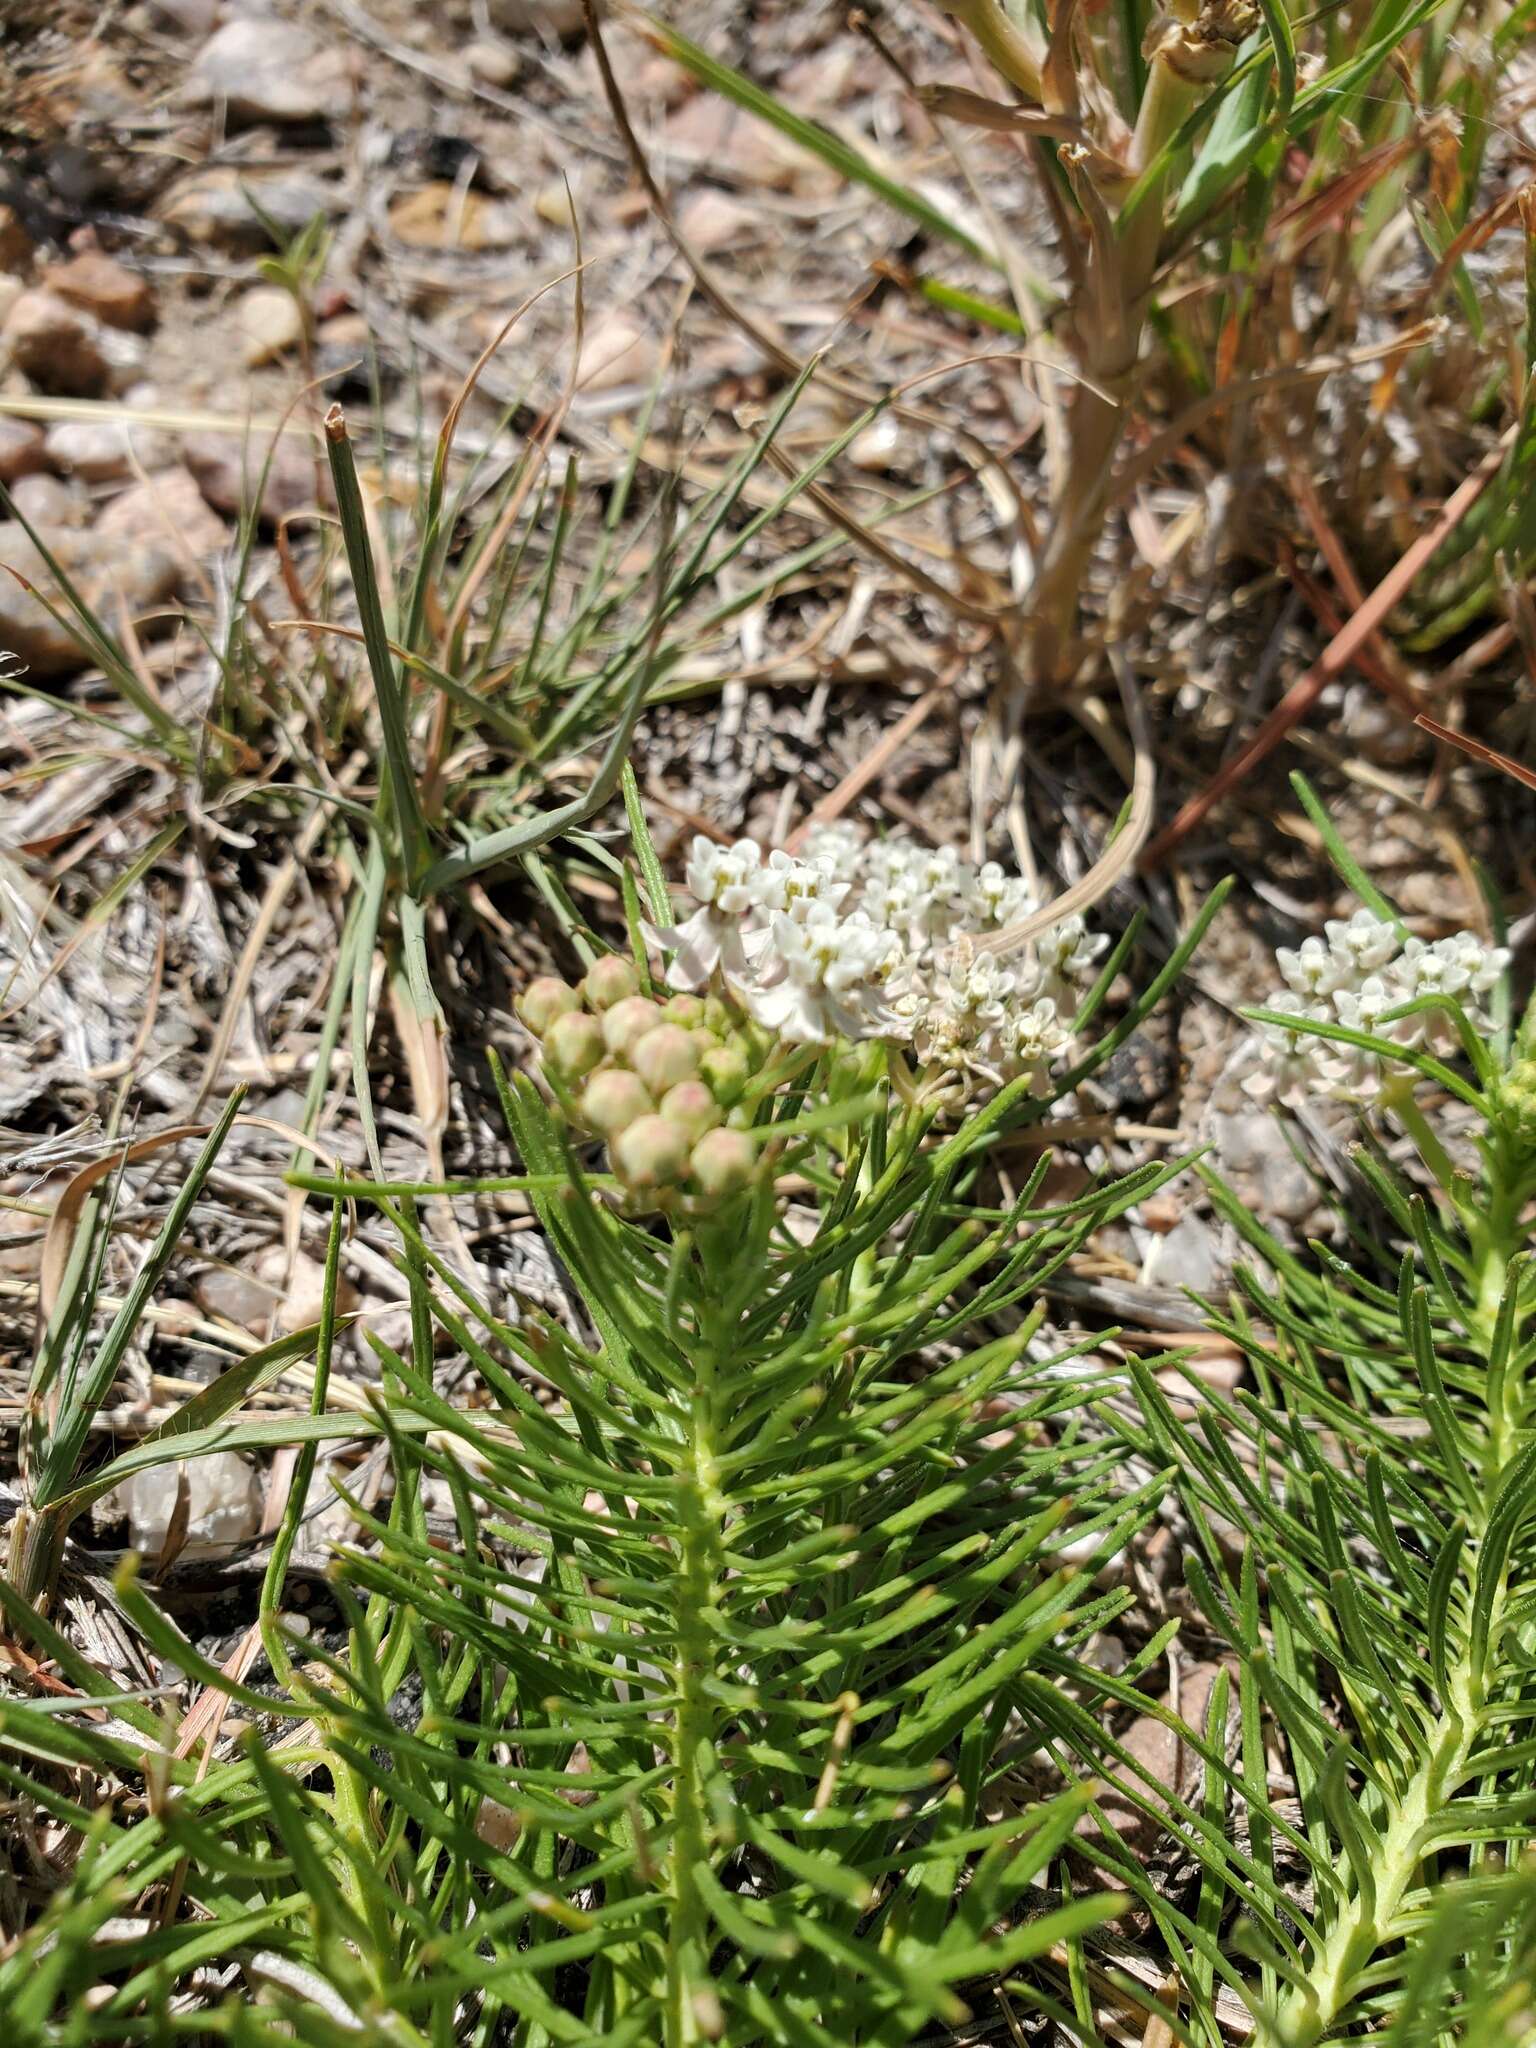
<box><xmin>699</xmin><ymin>1041</ymin><xmax>750</xmax><ymax>1104</ymax></box>
<box><xmin>516</xmin><ymin>976</ymin><xmax>580</xmax><ymax>1037</ymax></box>
<box><xmin>583</xmin><ymin>954</ymin><xmax>641</xmax><ymax>1012</ymax></box>
<box><xmin>632</xmin><ymin>1024</ymin><xmax>700</xmax><ymax>1095</ymax></box>
<box><xmin>663</xmin><ymin>992</ymin><xmax>705</xmax><ymax>1026</ymax></box>
<box><xmin>612</xmin><ymin>1113</ymin><xmax>691</xmax><ymax>1190</ymax></box>
<box><xmin>541</xmin><ymin>1011</ymin><xmax>605</xmax><ymax>1082</ymax></box>
<box><xmin>580</xmin><ymin>1069</ymin><xmax>654</xmax><ymax>1138</ymax></box>
<box><xmin>690</xmin><ymin>1127</ymin><xmax>755</xmax><ymax>1199</ymax></box>
<box><xmin>660</xmin><ymin>1079</ymin><xmax>720</xmax><ymax>1140</ymax></box>
<box><xmin>601</xmin><ymin>996</ymin><xmax>663</xmax><ymax>1059</ymax></box>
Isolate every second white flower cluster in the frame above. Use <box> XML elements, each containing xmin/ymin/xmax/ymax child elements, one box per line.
<box><xmin>653</xmin><ymin>822</ymin><xmax>1108</xmax><ymax>1092</ymax></box>
<box><xmin>1255</xmin><ymin>907</ymin><xmax>1510</xmax><ymax>1105</ymax></box>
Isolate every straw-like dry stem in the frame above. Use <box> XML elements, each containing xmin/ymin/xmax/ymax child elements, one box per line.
<box><xmin>1003</xmin><ymin>0</ymin><xmax>1255</xmax><ymax>696</ymax></box>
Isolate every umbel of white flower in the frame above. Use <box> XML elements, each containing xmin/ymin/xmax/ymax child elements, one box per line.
<box><xmin>1253</xmin><ymin>908</ymin><xmax>1510</xmax><ymax>1105</ymax></box>
<box><xmin>650</xmin><ymin>823</ymin><xmax>1107</xmax><ymax>1089</ymax></box>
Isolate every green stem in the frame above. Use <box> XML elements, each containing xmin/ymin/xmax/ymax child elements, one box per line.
<box><xmin>1263</xmin><ymin>1120</ymin><xmax>1527</xmax><ymax>2047</ymax></box>
<box><xmin>665</xmin><ymin>1243</ymin><xmax>730</xmax><ymax>2047</ymax></box>
<box><xmin>1018</xmin><ymin>15</ymin><xmax>1233</xmax><ymax>688</ymax></box>
<box><xmin>1387</xmin><ymin>1084</ymin><xmax>1461</xmax><ymax>1202</ymax></box>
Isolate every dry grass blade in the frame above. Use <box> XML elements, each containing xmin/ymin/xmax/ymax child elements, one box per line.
<box><xmin>1412</xmin><ymin>713</ymin><xmax>1536</xmax><ymax>792</ymax></box>
<box><xmin>38</xmin><ymin>1125</ymin><xmax>212</xmax><ymax>1341</ymax></box>
<box><xmin>980</xmin><ymin>648</ymin><xmax>1155</xmax><ymax>956</ymax></box>
<box><xmin>1141</xmin><ymin>420</ymin><xmax>1519</xmax><ymax>866</ymax></box>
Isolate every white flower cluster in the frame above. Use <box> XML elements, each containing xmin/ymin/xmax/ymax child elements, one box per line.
<box><xmin>654</xmin><ymin>822</ymin><xmax>1108</xmax><ymax>1091</ymax></box>
<box><xmin>1253</xmin><ymin>907</ymin><xmax>1509</xmax><ymax>1105</ymax></box>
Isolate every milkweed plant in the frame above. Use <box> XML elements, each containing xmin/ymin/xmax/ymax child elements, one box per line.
<box><xmin>3</xmin><ymin>783</ymin><xmax>1534</xmax><ymax>2048</ymax></box>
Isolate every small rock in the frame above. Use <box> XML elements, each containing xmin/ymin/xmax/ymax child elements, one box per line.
<box><xmin>183</xmin><ymin>18</ymin><xmax>353</xmax><ymax>125</ymax></box>
<box><xmin>107</xmin><ymin>1451</ymin><xmax>262</xmax><ymax>1557</ymax></box>
<box><xmin>0</xmin><ymin>416</ymin><xmax>47</xmax><ymax>486</ymax></box>
<box><xmin>576</xmin><ymin>312</ymin><xmax>652</xmax><ymax>392</ymax></box>
<box><xmin>41</xmin><ymin>252</ymin><xmax>156</xmax><ymax>333</ymax></box>
<box><xmin>1339</xmin><ymin>688</ymin><xmax>1421</xmax><ymax>768</ymax></box>
<box><xmin>534</xmin><ymin>180</ymin><xmax>579</xmax><ymax>231</ymax></box>
<box><xmin>316</xmin><ymin>310</ymin><xmax>369</xmax><ymax>360</ymax></box>
<box><xmin>676</xmin><ymin>187</ymin><xmax>756</xmax><ymax>253</ymax></box>
<box><xmin>1155</xmin><ymin>1345</ymin><xmax>1245</xmax><ymax>1412</ymax></box>
<box><xmin>194</xmin><ymin>1265</ymin><xmax>274</xmax><ymax>1331</ymax></box>
<box><xmin>0</xmin><ymin>206</ymin><xmax>31</xmax><ymax>272</ymax></box>
<box><xmin>2</xmin><ymin>289</ymin><xmax>119</xmax><ymax>396</ymax></box>
<box><xmin>779</xmin><ymin>45</ymin><xmax>858</xmax><ymax>109</ymax></box>
<box><xmin>1212</xmin><ymin>1110</ymin><xmax>1316</xmax><ymax>1225</ymax></box>
<box><xmin>97</xmin><ymin>466</ymin><xmax>229</xmax><ymax>558</ymax></box>
<box><xmin>44</xmin><ymin>416</ymin><xmax>173</xmax><ymax>484</ymax></box>
<box><xmin>474</xmin><ymin>1796</ymin><xmax>523</xmax><ymax>1853</ymax></box>
<box><xmin>387</xmin><ymin>183</ymin><xmax>518</xmax><ymax>251</ymax></box>
<box><xmin>1088</xmin><ymin>1662</ymin><xmax>1231</xmax><ymax>1854</ymax></box>
<box><xmin>282</xmin><ymin>1460</ymin><xmax>358</xmax><ymax>1567</ymax></box>
<box><xmin>465</xmin><ymin>38</ymin><xmax>521</xmax><ymax>87</ymax></box>
<box><xmin>663</xmin><ymin>94</ymin><xmax>829</xmax><ymax>195</ymax></box>
<box><xmin>256</xmin><ymin>1243</ymin><xmax>360</xmax><ymax>1331</ymax></box>
<box><xmin>195</xmin><ymin>1246</ymin><xmax>358</xmax><ymax>1334</ymax></box>
<box><xmin>7</xmin><ymin>473</ymin><xmax>88</xmax><ymax>527</ymax></box>
<box><xmin>0</xmin><ymin>520</ymin><xmax>180</xmax><ymax>676</ymax></box>
<box><xmin>1152</xmin><ymin>1210</ymin><xmax>1224</xmax><ymax>1296</ymax></box>
<box><xmin>158</xmin><ymin>167</ymin><xmax>340</xmax><ymax>250</ymax></box>
<box><xmin>1139</xmin><ymin>1190</ymin><xmax>1183</xmax><ymax>1234</ymax></box>
<box><xmin>847</xmin><ymin>414</ymin><xmax>901</xmax><ymax>472</ymax></box>
<box><xmin>183</xmin><ymin>429</ymin><xmax>321</xmax><ymax>525</ymax></box>
<box><xmin>237</xmin><ymin>284</ymin><xmax>304</xmax><ymax>367</ymax></box>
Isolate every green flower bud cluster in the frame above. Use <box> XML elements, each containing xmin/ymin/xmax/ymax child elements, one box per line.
<box><xmin>516</xmin><ymin>959</ymin><xmax>765</xmax><ymax>1205</ymax></box>
<box><xmin>1496</xmin><ymin>1057</ymin><xmax>1536</xmax><ymax>1144</ymax></box>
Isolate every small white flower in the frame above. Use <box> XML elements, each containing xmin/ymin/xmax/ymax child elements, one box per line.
<box><xmin>739</xmin><ymin>905</ymin><xmax>897</xmax><ymax>1045</ymax></box>
<box><xmin>861</xmin><ymin>837</ymin><xmax>919</xmax><ymax>889</ymax></box>
<box><xmin>1325</xmin><ymin>909</ymin><xmax>1399</xmax><ymax>976</ymax></box>
<box><xmin>799</xmin><ymin>820</ymin><xmax>866</xmax><ymax>881</ymax></box>
<box><xmin>964</xmin><ymin>861</ymin><xmax>1033</xmax><ymax>929</ymax></box>
<box><xmin>1250</xmin><ymin>989</ymin><xmax>1349</xmax><ymax>1105</ymax></box>
<box><xmin>1041</xmin><ymin>915</ymin><xmax>1108</xmax><ymax>988</ymax></box>
<box><xmin>1332</xmin><ymin>973</ymin><xmax>1399</xmax><ymax>1036</ymax></box>
<box><xmin>1459</xmin><ymin>934</ymin><xmax>1510</xmax><ymax>996</ymax></box>
<box><xmin>657</xmin><ymin>837</ymin><xmax>764</xmax><ymax>991</ymax></box>
<box><xmin>1277</xmin><ymin>934</ymin><xmax>1342</xmax><ymax>1000</ymax></box>
<box><xmin>1001</xmin><ymin>995</ymin><xmax>1073</xmax><ymax>1091</ymax></box>
<box><xmin>909</xmin><ymin>947</ymin><xmax>1019</xmax><ymax>1070</ymax></box>
<box><xmin>753</xmin><ymin>849</ymin><xmax>848</xmax><ymax>921</ymax></box>
<box><xmin>685</xmin><ymin>836</ymin><xmax>762</xmax><ymax>914</ymax></box>
<box><xmin>866</xmin><ymin>876</ymin><xmax>919</xmax><ymax>934</ymax></box>
<box><xmin>1390</xmin><ymin>936</ymin><xmax>1473</xmax><ymax>1003</ymax></box>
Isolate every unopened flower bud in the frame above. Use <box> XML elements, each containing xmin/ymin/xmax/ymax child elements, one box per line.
<box><xmin>580</xmin><ymin>1069</ymin><xmax>654</xmax><ymax>1138</ymax></box>
<box><xmin>662</xmin><ymin>993</ymin><xmax>705</xmax><ymax>1026</ymax></box>
<box><xmin>517</xmin><ymin>976</ymin><xmax>581</xmax><ymax>1037</ymax></box>
<box><xmin>632</xmin><ymin>1024</ymin><xmax>700</xmax><ymax>1095</ymax></box>
<box><xmin>1498</xmin><ymin>1057</ymin><xmax>1536</xmax><ymax>1142</ymax></box>
<box><xmin>541</xmin><ymin>1010</ymin><xmax>605</xmax><ymax>1083</ymax></box>
<box><xmin>660</xmin><ymin>1080</ymin><xmax>721</xmax><ymax>1140</ymax></box>
<box><xmin>690</xmin><ymin>1127</ymin><xmax>756</xmax><ymax>1199</ymax></box>
<box><xmin>699</xmin><ymin>1041</ymin><xmax>750</xmax><ymax>1104</ymax></box>
<box><xmin>702</xmin><ymin>995</ymin><xmax>736</xmax><ymax>1037</ymax></box>
<box><xmin>583</xmin><ymin>955</ymin><xmax>641</xmax><ymax>1011</ymax></box>
<box><xmin>612</xmin><ymin>1113</ymin><xmax>691</xmax><ymax>1190</ymax></box>
<box><xmin>602</xmin><ymin>996</ymin><xmax>664</xmax><ymax>1059</ymax></box>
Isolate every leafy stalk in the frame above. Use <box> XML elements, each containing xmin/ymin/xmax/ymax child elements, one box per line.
<box><xmin>1130</xmin><ymin>961</ymin><xmax>1536</xmax><ymax>2042</ymax></box>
